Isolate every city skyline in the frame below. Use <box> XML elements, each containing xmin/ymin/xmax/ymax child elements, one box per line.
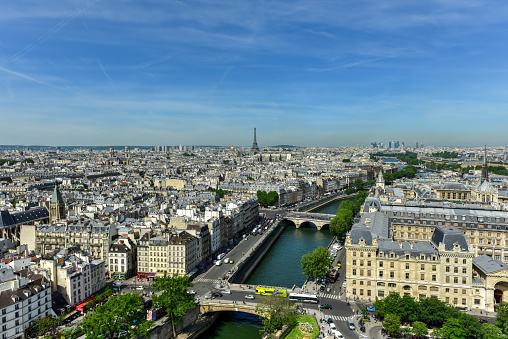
<box><xmin>1</xmin><ymin>1</ymin><xmax>508</xmax><ymax>147</ymax></box>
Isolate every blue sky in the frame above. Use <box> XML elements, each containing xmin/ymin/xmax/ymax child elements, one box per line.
<box><xmin>1</xmin><ymin>0</ymin><xmax>508</xmax><ymax>147</ymax></box>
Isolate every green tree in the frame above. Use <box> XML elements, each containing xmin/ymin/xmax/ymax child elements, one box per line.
<box><xmin>441</xmin><ymin>318</ymin><xmax>466</xmax><ymax>339</ymax></box>
<box><xmin>383</xmin><ymin>313</ymin><xmax>401</xmax><ymax>335</ymax></box>
<box><xmin>399</xmin><ymin>294</ymin><xmax>420</xmax><ymax>323</ymax></box>
<box><xmin>374</xmin><ymin>292</ymin><xmax>401</xmax><ymax>319</ymax></box>
<box><xmin>257</xmin><ymin>190</ymin><xmax>268</xmax><ymax>206</ymax></box>
<box><xmin>419</xmin><ymin>296</ymin><xmax>452</xmax><ymax>327</ymax></box>
<box><xmin>34</xmin><ymin>316</ymin><xmax>58</xmax><ymax>336</ymax></box>
<box><xmin>497</xmin><ymin>301</ymin><xmax>508</xmax><ymax>333</ymax></box>
<box><xmin>82</xmin><ymin>292</ymin><xmax>153</xmax><ymax>339</ymax></box>
<box><xmin>457</xmin><ymin>313</ymin><xmax>481</xmax><ymax>339</ymax></box>
<box><xmin>255</xmin><ymin>295</ymin><xmax>296</xmax><ymax>336</ymax></box>
<box><xmin>266</xmin><ymin>191</ymin><xmax>279</xmax><ymax>206</ymax></box>
<box><xmin>152</xmin><ymin>273</ymin><xmax>196</xmax><ymax>337</ymax></box>
<box><xmin>482</xmin><ymin>323</ymin><xmax>508</xmax><ymax>339</ymax></box>
<box><xmin>411</xmin><ymin>321</ymin><xmax>428</xmax><ymax>339</ymax></box>
<box><xmin>301</xmin><ymin>246</ymin><xmax>334</xmax><ymax>279</ymax></box>
<box><xmin>354</xmin><ymin>178</ymin><xmax>364</xmax><ymax>190</ymax></box>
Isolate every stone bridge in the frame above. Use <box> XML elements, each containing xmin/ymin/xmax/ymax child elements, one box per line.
<box><xmin>284</xmin><ymin>212</ymin><xmax>334</xmax><ymax>230</ymax></box>
<box><xmin>199</xmin><ymin>301</ymin><xmax>258</xmax><ymax>315</ymax></box>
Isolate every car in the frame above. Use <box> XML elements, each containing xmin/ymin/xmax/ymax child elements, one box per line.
<box><xmin>245</xmin><ymin>294</ymin><xmax>255</xmax><ymax>300</ymax></box>
<box><xmin>342</xmin><ymin>281</ymin><xmax>347</xmax><ymax>288</ymax></box>
<box><xmin>216</xmin><ymin>260</ymin><xmax>222</xmax><ymax>266</ymax></box>
<box><xmin>224</xmin><ymin>258</ymin><xmax>230</xmax><ymax>264</ymax></box>
<box><xmin>333</xmin><ymin>330</ymin><xmax>344</xmax><ymax>339</ymax></box>
<box><xmin>337</xmin><ymin>261</ymin><xmax>342</xmax><ymax>269</ymax></box>
<box><xmin>188</xmin><ymin>290</ymin><xmax>196</xmax><ymax>294</ymax></box>
<box><xmin>479</xmin><ymin>319</ymin><xmax>488</xmax><ymax>324</ymax></box>
<box><xmin>223</xmin><ymin>289</ymin><xmax>232</xmax><ymax>294</ymax></box>
<box><xmin>211</xmin><ymin>292</ymin><xmax>223</xmax><ymax>298</ymax></box>
<box><xmin>136</xmin><ymin>286</ymin><xmax>143</xmax><ymax>290</ymax></box>
<box><xmin>320</xmin><ymin>285</ymin><xmax>325</xmax><ymax>291</ymax></box>
<box><xmin>319</xmin><ymin>304</ymin><xmax>332</xmax><ymax>310</ymax></box>
<box><xmin>229</xmin><ymin>260</ymin><xmax>234</xmax><ymax>264</ymax></box>
<box><xmin>329</xmin><ymin>320</ymin><xmax>337</xmax><ymax>331</ymax></box>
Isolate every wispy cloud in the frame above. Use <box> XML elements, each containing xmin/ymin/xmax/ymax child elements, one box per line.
<box><xmin>305</xmin><ymin>58</ymin><xmax>383</xmax><ymax>75</ymax></box>
<box><xmin>127</xmin><ymin>54</ymin><xmax>172</xmax><ymax>71</ymax></box>
<box><xmin>0</xmin><ymin>65</ymin><xmax>47</xmax><ymax>85</ymax></box>
<box><xmin>97</xmin><ymin>61</ymin><xmax>118</xmax><ymax>92</ymax></box>
<box><xmin>6</xmin><ymin>0</ymin><xmax>97</xmax><ymax>63</ymax></box>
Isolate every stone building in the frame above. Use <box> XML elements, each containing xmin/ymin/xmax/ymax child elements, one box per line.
<box><xmin>345</xmin><ymin>225</ymin><xmax>475</xmax><ymax>310</ymax></box>
<box><xmin>0</xmin><ymin>268</ymin><xmax>53</xmax><ymax>339</ymax></box>
<box><xmin>35</xmin><ymin>220</ymin><xmax>117</xmax><ymax>260</ymax></box>
<box><xmin>108</xmin><ymin>238</ymin><xmax>136</xmax><ymax>280</ymax></box>
<box><xmin>136</xmin><ymin>231</ymin><xmax>198</xmax><ymax>280</ymax></box>
<box><xmin>49</xmin><ymin>185</ymin><xmax>65</xmax><ymax>222</ymax></box>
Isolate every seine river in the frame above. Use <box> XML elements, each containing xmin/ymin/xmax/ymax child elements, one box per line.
<box><xmin>199</xmin><ymin>199</ymin><xmax>345</xmax><ymax>338</ymax></box>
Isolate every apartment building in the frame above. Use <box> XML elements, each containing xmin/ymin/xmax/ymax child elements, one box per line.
<box><xmin>39</xmin><ymin>254</ymin><xmax>105</xmax><ymax>306</ymax></box>
<box><xmin>34</xmin><ymin>220</ymin><xmax>117</xmax><ymax>260</ymax></box>
<box><xmin>108</xmin><ymin>238</ymin><xmax>136</xmax><ymax>280</ymax></box>
<box><xmin>0</xmin><ymin>268</ymin><xmax>53</xmax><ymax>339</ymax></box>
<box><xmin>136</xmin><ymin>231</ymin><xmax>198</xmax><ymax>279</ymax></box>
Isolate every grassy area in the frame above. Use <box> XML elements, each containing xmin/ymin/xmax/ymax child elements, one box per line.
<box><xmin>285</xmin><ymin>315</ymin><xmax>320</xmax><ymax>339</ymax></box>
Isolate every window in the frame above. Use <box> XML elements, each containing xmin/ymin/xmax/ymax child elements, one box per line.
<box><xmin>421</xmin><ymin>274</ymin><xmax>425</xmax><ymax>280</ymax></box>
<box><xmin>432</xmin><ymin>275</ymin><xmax>436</xmax><ymax>282</ymax></box>
<box><xmin>390</xmin><ymin>272</ymin><xmax>395</xmax><ymax>278</ymax></box>
<box><xmin>379</xmin><ymin>261</ymin><xmax>383</xmax><ymax>267</ymax></box>
<box><xmin>406</xmin><ymin>264</ymin><xmax>410</xmax><ymax>270</ymax></box>
<box><xmin>405</xmin><ymin>273</ymin><xmax>409</xmax><ymax>279</ymax></box>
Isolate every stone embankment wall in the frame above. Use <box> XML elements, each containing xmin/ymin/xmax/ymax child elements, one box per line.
<box><xmin>229</xmin><ymin>221</ymin><xmax>286</xmax><ymax>284</ymax></box>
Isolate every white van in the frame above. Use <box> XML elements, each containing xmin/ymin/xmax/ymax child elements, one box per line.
<box><xmin>215</xmin><ymin>260</ymin><xmax>222</xmax><ymax>266</ymax></box>
<box><xmin>224</xmin><ymin>258</ymin><xmax>230</xmax><ymax>264</ymax></box>
<box><xmin>347</xmin><ymin>319</ymin><xmax>355</xmax><ymax>330</ymax></box>
<box><xmin>217</xmin><ymin>253</ymin><xmax>225</xmax><ymax>260</ymax></box>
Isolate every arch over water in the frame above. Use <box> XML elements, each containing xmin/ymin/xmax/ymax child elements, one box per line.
<box><xmin>299</xmin><ymin>221</ymin><xmax>318</xmax><ymax>229</ymax></box>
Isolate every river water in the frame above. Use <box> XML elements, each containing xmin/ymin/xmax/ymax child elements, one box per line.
<box><xmin>199</xmin><ymin>199</ymin><xmax>344</xmax><ymax>338</ymax></box>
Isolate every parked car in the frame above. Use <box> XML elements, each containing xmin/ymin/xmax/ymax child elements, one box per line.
<box><xmin>329</xmin><ymin>321</ymin><xmax>337</xmax><ymax>331</ymax></box>
<box><xmin>223</xmin><ymin>290</ymin><xmax>232</xmax><ymax>294</ymax></box>
<box><xmin>211</xmin><ymin>292</ymin><xmax>223</xmax><ymax>298</ymax></box>
<box><xmin>245</xmin><ymin>294</ymin><xmax>255</xmax><ymax>300</ymax></box>
<box><xmin>136</xmin><ymin>286</ymin><xmax>144</xmax><ymax>290</ymax></box>
<box><xmin>319</xmin><ymin>304</ymin><xmax>332</xmax><ymax>310</ymax></box>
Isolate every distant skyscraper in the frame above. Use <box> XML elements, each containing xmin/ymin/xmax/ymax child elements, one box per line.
<box><xmin>251</xmin><ymin>128</ymin><xmax>259</xmax><ymax>151</ymax></box>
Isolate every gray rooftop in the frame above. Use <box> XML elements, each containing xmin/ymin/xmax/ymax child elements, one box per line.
<box><xmin>430</xmin><ymin>226</ymin><xmax>469</xmax><ymax>251</ymax></box>
<box><xmin>473</xmin><ymin>255</ymin><xmax>508</xmax><ymax>275</ymax></box>
<box><xmin>378</xmin><ymin>240</ymin><xmax>438</xmax><ymax>259</ymax></box>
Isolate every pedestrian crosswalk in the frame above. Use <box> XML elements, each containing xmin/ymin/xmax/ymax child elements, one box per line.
<box><xmin>328</xmin><ymin>315</ymin><xmax>350</xmax><ymax>321</ymax></box>
<box><xmin>194</xmin><ymin>277</ymin><xmax>223</xmax><ymax>285</ymax></box>
<box><xmin>318</xmin><ymin>292</ymin><xmax>341</xmax><ymax>300</ymax></box>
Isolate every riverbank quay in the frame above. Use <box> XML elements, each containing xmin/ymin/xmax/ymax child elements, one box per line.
<box><xmin>305</xmin><ymin>194</ymin><xmax>356</xmax><ymax>213</ymax></box>
<box><xmin>228</xmin><ymin>219</ymin><xmax>286</xmax><ymax>284</ymax></box>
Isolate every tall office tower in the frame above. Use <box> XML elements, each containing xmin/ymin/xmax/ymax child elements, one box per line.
<box><xmin>251</xmin><ymin>128</ymin><xmax>260</xmax><ymax>151</ymax></box>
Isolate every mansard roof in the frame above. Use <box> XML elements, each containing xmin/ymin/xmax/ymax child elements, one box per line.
<box><xmin>0</xmin><ymin>208</ymin><xmax>49</xmax><ymax>228</ymax></box>
<box><xmin>430</xmin><ymin>225</ymin><xmax>468</xmax><ymax>251</ymax></box>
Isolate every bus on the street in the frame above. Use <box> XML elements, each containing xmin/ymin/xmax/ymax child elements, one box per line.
<box><xmin>255</xmin><ymin>286</ymin><xmax>287</xmax><ymax>297</ymax></box>
<box><xmin>288</xmin><ymin>293</ymin><xmax>319</xmax><ymax>303</ymax></box>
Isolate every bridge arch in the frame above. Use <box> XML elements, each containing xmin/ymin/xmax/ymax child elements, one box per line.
<box><xmin>298</xmin><ymin>221</ymin><xmax>318</xmax><ymax>229</ymax></box>
<box><xmin>199</xmin><ymin>302</ymin><xmax>258</xmax><ymax>316</ymax></box>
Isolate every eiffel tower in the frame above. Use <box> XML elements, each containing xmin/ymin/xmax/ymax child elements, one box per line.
<box><xmin>251</xmin><ymin>127</ymin><xmax>260</xmax><ymax>151</ymax></box>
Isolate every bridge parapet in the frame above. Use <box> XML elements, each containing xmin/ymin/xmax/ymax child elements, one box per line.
<box><xmin>199</xmin><ymin>301</ymin><xmax>257</xmax><ymax>315</ymax></box>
